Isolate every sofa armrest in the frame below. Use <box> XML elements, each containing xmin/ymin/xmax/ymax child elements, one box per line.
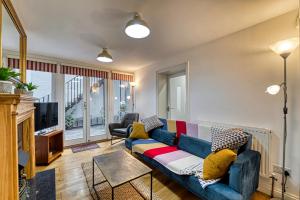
<box><xmin>126</xmin><ymin>124</ymin><xmax>133</xmax><ymax>137</ymax></box>
<box><xmin>108</xmin><ymin>123</ymin><xmax>122</xmax><ymax>133</ymax></box>
<box><xmin>228</xmin><ymin>150</ymin><xmax>261</xmax><ymax>200</ymax></box>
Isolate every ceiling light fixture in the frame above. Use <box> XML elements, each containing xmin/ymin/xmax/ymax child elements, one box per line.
<box><xmin>125</xmin><ymin>12</ymin><xmax>150</xmax><ymax>39</ymax></box>
<box><xmin>97</xmin><ymin>48</ymin><xmax>113</xmax><ymax>63</ymax></box>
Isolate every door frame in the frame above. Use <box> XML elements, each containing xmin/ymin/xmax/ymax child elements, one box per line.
<box><xmin>62</xmin><ymin>75</ymin><xmax>108</xmax><ymax>146</ymax></box>
<box><xmin>156</xmin><ymin>61</ymin><xmax>190</xmax><ymax>121</ymax></box>
<box><xmin>167</xmin><ymin>71</ymin><xmax>186</xmax><ymax>119</ymax></box>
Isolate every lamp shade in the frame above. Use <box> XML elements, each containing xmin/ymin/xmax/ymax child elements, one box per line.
<box><xmin>130</xmin><ymin>82</ymin><xmax>137</xmax><ymax>87</ymax></box>
<box><xmin>125</xmin><ymin>13</ymin><xmax>150</xmax><ymax>39</ymax></box>
<box><xmin>270</xmin><ymin>37</ymin><xmax>299</xmax><ymax>57</ymax></box>
<box><xmin>266</xmin><ymin>85</ymin><xmax>281</xmax><ymax>95</ymax></box>
<box><xmin>97</xmin><ymin>48</ymin><xmax>113</xmax><ymax>63</ymax></box>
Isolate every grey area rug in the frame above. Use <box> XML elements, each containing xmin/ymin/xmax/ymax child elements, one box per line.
<box><xmin>24</xmin><ymin>168</ymin><xmax>56</xmax><ymax>200</ymax></box>
<box><xmin>72</xmin><ymin>143</ymin><xmax>100</xmax><ymax>153</ymax></box>
<box><xmin>82</xmin><ymin>162</ymin><xmax>161</xmax><ymax>200</ymax></box>
<box><xmin>36</xmin><ymin>169</ymin><xmax>56</xmax><ymax>200</ymax></box>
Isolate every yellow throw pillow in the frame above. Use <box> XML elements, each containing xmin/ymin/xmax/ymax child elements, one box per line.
<box><xmin>129</xmin><ymin>122</ymin><xmax>149</xmax><ymax>139</ymax></box>
<box><xmin>203</xmin><ymin>149</ymin><xmax>237</xmax><ymax>180</ymax></box>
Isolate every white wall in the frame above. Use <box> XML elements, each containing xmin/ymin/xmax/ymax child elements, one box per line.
<box><xmin>135</xmin><ymin>10</ymin><xmax>300</xmax><ymax>198</ymax></box>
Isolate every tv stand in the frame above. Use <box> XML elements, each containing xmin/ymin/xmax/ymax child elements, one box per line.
<box><xmin>36</xmin><ymin>127</ymin><xmax>57</xmax><ymax>136</ymax></box>
<box><xmin>35</xmin><ymin>129</ymin><xmax>64</xmax><ymax>165</ymax></box>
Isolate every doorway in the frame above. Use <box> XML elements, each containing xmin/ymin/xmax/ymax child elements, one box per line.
<box><xmin>64</xmin><ymin>75</ymin><xmax>107</xmax><ymax>146</ymax></box>
<box><xmin>168</xmin><ymin>72</ymin><xmax>186</xmax><ymax>119</ymax></box>
<box><xmin>157</xmin><ymin>63</ymin><xmax>188</xmax><ymax>120</ymax></box>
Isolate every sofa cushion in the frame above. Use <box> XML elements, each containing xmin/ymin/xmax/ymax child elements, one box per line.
<box><xmin>129</xmin><ymin>122</ymin><xmax>149</xmax><ymax>139</ymax></box>
<box><xmin>203</xmin><ymin>149</ymin><xmax>237</xmax><ymax>180</ymax></box>
<box><xmin>211</xmin><ymin>128</ymin><xmax>248</xmax><ymax>152</ymax></box>
<box><xmin>158</xmin><ymin>118</ymin><xmax>168</xmax><ymax>130</ymax></box>
<box><xmin>150</xmin><ymin>128</ymin><xmax>176</xmax><ymax>146</ymax></box>
<box><xmin>113</xmin><ymin>128</ymin><xmax>127</xmax><ymax>134</ymax></box>
<box><xmin>178</xmin><ymin>134</ymin><xmax>212</xmax><ymax>159</ymax></box>
<box><xmin>141</xmin><ymin>115</ymin><xmax>164</xmax><ymax>132</ymax></box>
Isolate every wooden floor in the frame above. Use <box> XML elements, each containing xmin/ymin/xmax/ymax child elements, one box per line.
<box><xmin>36</xmin><ymin>140</ymin><xmax>270</xmax><ymax>200</ymax></box>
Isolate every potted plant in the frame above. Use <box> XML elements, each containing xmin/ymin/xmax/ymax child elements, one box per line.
<box><xmin>14</xmin><ymin>83</ymin><xmax>27</xmax><ymax>94</ymax></box>
<box><xmin>0</xmin><ymin>67</ymin><xmax>20</xmax><ymax>94</ymax></box>
<box><xmin>25</xmin><ymin>82</ymin><xmax>38</xmax><ymax>96</ymax></box>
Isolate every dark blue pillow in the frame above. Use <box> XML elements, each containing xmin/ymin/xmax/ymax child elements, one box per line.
<box><xmin>150</xmin><ymin>128</ymin><xmax>176</xmax><ymax>146</ymax></box>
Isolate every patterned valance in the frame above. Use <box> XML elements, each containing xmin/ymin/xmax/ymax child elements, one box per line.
<box><xmin>7</xmin><ymin>58</ymin><xmax>58</xmax><ymax>73</ymax></box>
<box><xmin>60</xmin><ymin>65</ymin><xmax>108</xmax><ymax>79</ymax></box>
<box><xmin>112</xmin><ymin>72</ymin><xmax>134</xmax><ymax>82</ymax></box>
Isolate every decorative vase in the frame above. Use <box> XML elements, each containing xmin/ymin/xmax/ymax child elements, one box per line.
<box><xmin>14</xmin><ymin>88</ymin><xmax>27</xmax><ymax>95</ymax></box>
<box><xmin>0</xmin><ymin>80</ymin><xmax>13</xmax><ymax>94</ymax></box>
<box><xmin>26</xmin><ymin>91</ymin><xmax>33</xmax><ymax>96</ymax></box>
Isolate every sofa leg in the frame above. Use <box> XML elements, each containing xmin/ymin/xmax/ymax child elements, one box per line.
<box><xmin>111</xmin><ymin>136</ymin><xmax>113</xmax><ymax>145</ymax></box>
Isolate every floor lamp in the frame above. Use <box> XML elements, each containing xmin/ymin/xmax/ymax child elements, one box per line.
<box><xmin>266</xmin><ymin>37</ymin><xmax>299</xmax><ymax>200</ymax></box>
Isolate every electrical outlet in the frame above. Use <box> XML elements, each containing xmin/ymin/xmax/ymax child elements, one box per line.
<box><xmin>273</xmin><ymin>164</ymin><xmax>291</xmax><ymax>175</ymax></box>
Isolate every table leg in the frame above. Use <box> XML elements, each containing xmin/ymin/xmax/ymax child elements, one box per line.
<box><xmin>150</xmin><ymin>171</ymin><xmax>152</xmax><ymax>200</ymax></box>
<box><xmin>112</xmin><ymin>187</ymin><xmax>114</xmax><ymax>200</ymax></box>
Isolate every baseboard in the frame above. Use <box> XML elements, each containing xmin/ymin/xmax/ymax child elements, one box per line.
<box><xmin>258</xmin><ymin>176</ymin><xmax>299</xmax><ymax>200</ymax></box>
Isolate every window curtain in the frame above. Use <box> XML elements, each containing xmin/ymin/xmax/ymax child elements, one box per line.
<box><xmin>60</xmin><ymin>65</ymin><xmax>108</xmax><ymax>78</ymax></box>
<box><xmin>7</xmin><ymin>57</ymin><xmax>58</xmax><ymax>73</ymax></box>
<box><xmin>111</xmin><ymin>72</ymin><xmax>134</xmax><ymax>82</ymax></box>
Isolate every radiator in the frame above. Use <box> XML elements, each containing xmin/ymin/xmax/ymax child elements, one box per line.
<box><xmin>197</xmin><ymin>121</ymin><xmax>271</xmax><ymax>177</ymax></box>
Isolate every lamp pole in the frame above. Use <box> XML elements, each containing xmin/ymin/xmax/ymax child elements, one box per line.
<box><xmin>131</xmin><ymin>85</ymin><xmax>135</xmax><ymax>112</ymax></box>
<box><xmin>281</xmin><ymin>53</ymin><xmax>289</xmax><ymax>200</ymax></box>
<box><xmin>268</xmin><ymin>37</ymin><xmax>299</xmax><ymax>200</ymax></box>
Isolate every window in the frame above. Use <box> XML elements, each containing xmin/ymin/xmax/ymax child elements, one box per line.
<box><xmin>26</xmin><ymin>70</ymin><xmax>55</xmax><ymax>102</ymax></box>
<box><xmin>113</xmin><ymin>80</ymin><xmax>132</xmax><ymax>122</ymax></box>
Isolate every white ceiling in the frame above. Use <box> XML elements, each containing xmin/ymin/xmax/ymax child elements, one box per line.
<box><xmin>3</xmin><ymin>0</ymin><xmax>298</xmax><ymax>72</ymax></box>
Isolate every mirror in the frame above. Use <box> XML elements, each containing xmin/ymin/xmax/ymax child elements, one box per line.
<box><xmin>1</xmin><ymin>0</ymin><xmax>27</xmax><ymax>82</ymax></box>
<box><xmin>2</xmin><ymin>4</ymin><xmax>20</xmax><ymax>67</ymax></box>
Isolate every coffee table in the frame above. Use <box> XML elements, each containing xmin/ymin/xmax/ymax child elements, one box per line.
<box><xmin>92</xmin><ymin>150</ymin><xmax>153</xmax><ymax>200</ymax></box>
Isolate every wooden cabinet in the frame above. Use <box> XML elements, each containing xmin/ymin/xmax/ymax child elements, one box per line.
<box><xmin>0</xmin><ymin>94</ymin><xmax>36</xmax><ymax>200</ymax></box>
<box><xmin>35</xmin><ymin>130</ymin><xmax>64</xmax><ymax>165</ymax></box>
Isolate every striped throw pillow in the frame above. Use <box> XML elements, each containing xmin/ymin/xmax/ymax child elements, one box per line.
<box><xmin>141</xmin><ymin>115</ymin><xmax>164</xmax><ymax>132</ymax></box>
<box><xmin>211</xmin><ymin>127</ymin><xmax>248</xmax><ymax>152</ymax></box>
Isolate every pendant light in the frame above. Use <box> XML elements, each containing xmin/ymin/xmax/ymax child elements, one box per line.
<box><xmin>97</xmin><ymin>48</ymin><xmax>113</xmax><ymax>63</ymax></box>
<box><xmin>125</xmin><ymin>12</ymin><xmax>150</xmax><ymax>39</ymax></box>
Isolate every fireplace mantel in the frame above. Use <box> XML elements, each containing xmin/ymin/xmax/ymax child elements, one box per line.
<box><xmin>0</xmin><ymin>94</ymin><xmax>36</xmax><ymax>200</ymax></box>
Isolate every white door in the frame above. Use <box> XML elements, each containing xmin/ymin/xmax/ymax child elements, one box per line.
<box><xmin>168</xmin><ymin>73</ymin><xmax>186</xmax><ymax>120</ymax></box>
<box><xmin>64</xmin><ymin>75</ymin><xmax>107</xmax><ymax>146</ymax></box>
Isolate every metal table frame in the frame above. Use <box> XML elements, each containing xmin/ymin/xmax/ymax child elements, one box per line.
<box><xmin>92</xmin><ymin>157</ymin><xmax>153</xmax><ymax>200</ymax></box>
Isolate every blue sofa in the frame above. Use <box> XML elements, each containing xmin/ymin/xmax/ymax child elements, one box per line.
<box><xmin>125</xmin><ymin>127</ymin><xmax>261</xmax><ymax>200</ymax></box>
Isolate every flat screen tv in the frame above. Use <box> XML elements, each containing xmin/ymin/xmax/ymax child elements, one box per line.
<box><xmin>34</xmin><ymin>102</ymin><xmax>58</xmax><ymax>132</ymax></box>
